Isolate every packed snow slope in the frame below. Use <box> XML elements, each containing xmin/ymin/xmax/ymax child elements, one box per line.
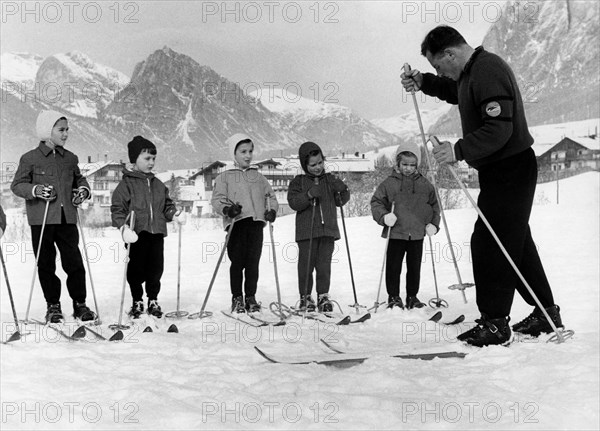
<box><xmin>1</xmin><ymin>172</ymin><xmax>598</xmax><ymax>430</ymax></box>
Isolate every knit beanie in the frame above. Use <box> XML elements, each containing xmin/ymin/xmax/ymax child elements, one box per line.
<box><xmin>225</xmin><ymin>133</ymin><xmax>253</xmax><ymax>157</ymax></box>
<box><xmin>394</xmin><ymin>141</ymin><xmax>422</xmax><ymax>167</ymax></box>
<box><xmin>128</xmin><ymin>136</ymin><xmax>156</xmax><ymax>163</ymax></box>
<box><xmin>298</xmin><ymin>141</ymin><xmax>323</xmax><ymax>173</ymax></box>
<box><xmin>36</xmin><ymin>110</ymin><xmax>66</xmax><ymax>141</ymax></box>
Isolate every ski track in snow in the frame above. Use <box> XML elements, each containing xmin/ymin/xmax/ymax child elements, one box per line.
<box><xmin>1</xmin><ymin>173</ymin><xmax>598</xmax><ymax>430</ymax></box>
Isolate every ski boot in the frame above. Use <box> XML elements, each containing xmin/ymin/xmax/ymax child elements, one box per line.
<box><xmin>147</xmin><ymin>300</ymin><xmax>163</xmax><ymax>318</ymax></box>
<box><xmin>406</xmin><ymin>296</ymin><xmax>426</xmax><ymax>309</ymax></box>
<box><xmin>317</xmin><ymin>294</ymin><xmax>334</xmax><ymax>313</ymax></box>
<box><xmin>512</xmin><ymin>305</ymin><xmax>563</xmax><ymax>337</ymax></box>
<box><xmin>231</xmin><ymin>296</ymin><xmax>245</xmax><ymax>313</ymax></box>
<box><xmin>73</xmin><ymin>302</ymin><xmax>96</xmax><ymax>321</ymax></box>
<box><xmin>45</xmin><ymin>302</ymin><xmax>63</xmax><ymax>323</ymax></box>
<box><xmin>128</xmin><ymin>300</ymin><xmax>144</xmax><ymax>319</ymax></box>
<box><xmin>387</xmin><ymin>296</ymin><xmax>404</xmax><ymax>309</ymax></box>
<box><xmin>298</xmin><ymin>295</ymin><xmax>316</xmax><ymax>312</ymax></box>
<box><xmin>245</xmin><ymin>296</ymin><xmax>261</xmax><ymax>313</ymax></box>
<box><xmin>457</xmin><ymin>314</ymin><xmax>511</xmax><ymax>347</ymax></box>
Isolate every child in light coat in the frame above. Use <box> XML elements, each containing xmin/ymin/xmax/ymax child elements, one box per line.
<box><xmin>211</xmin><ymin>133</ymin><xmax>278</xmax><ymax>313</ymax></box>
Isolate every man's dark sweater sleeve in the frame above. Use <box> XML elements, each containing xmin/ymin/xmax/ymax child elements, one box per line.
<box><xmin>421</xmin><ymin>73</ymin><xmax>459</xmax><ymax>105</ymax></box>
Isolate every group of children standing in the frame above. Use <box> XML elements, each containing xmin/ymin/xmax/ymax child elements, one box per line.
<box><xmin>8</xmin><ymin>110</ymin><xmax>440</xmax><ymax>323</ymax></box>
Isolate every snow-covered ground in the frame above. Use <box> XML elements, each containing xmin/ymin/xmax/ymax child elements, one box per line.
<box><xmin>1</xmin><ymin>172</ymin><xmax>598</xmax><ymax>430</ymax></box>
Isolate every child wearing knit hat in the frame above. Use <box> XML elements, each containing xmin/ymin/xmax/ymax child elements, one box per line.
<box><xmin>110</xmin><ymin>135</ymin><xmax>182</xmax><ymax>319</ymax></box>
<box><xmin>287</xmin><ymin>141</ymin><xmax>350</xmax><ymax>312</ymax></box>
<box><xmin>370</xmin><ymin>142</ymin><xmax>440</xmax><ymax>310</ymax></box>
<box><xmin>11</xmin><ymin>110</ymin><xmax>94</xmax><ymax>323</ymax></box>
<box><xmin>211</xmin><ymin>133</ymin><xmax>279</xmax><ymax>313</ymax></box>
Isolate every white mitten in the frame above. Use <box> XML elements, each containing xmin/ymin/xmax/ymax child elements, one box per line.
<box><xmin>383</xmin><ymin>213</ymin><xmax>397</xmax><ymax>227</ymax></box>
<box><xmin>425</xmin><ymin>223</ymin><xmax>438</xmax><ymax>236</ymax></box>
<box><xmin>121</xmin><ymin>226</ymin><xmax>138</xmax><ymax>243</ymax></box>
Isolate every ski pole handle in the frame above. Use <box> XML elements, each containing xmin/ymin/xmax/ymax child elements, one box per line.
<box><xmin>265</xmin><ymin>193</ymin><xmax>272</xmax><ymax>212</ymax></box>
<box><xmin>403</xmin><ymin>63</ymin><xmax>420</xmax><ymax>94</ymax></box>
<box><xmin>403</xmin><ymin>63</ymin><xmax>412</xmax><ymax>91</ymax></box>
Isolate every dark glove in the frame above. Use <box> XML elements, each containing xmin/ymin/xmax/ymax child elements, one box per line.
<box><xmin>71</xmin><ymin>187</ymin><xmax>90</xmax><ymax>206</ymax></box>
<box><xmin>264</xmin><ymin>209</ymin><xmax>276</xmax><ymax>223</ymax></box>
<box><xmin>307</xmin><ymin>181</ymin><xmax>325</xmax><ymax>199</ymax></box>
<box><xmin>34</xmin><ymin>184</ymin><xmax>57</xmax><ymax>201</ymax></box>
<box><xmin>334</xmin><ymin>193</ymin><xmax>344</xmax><ymax>206</ymax></box>
<box><xmin>330</xmin><ymin>178</ymin><xmax>347</xmax><ymax>194</ymax></box>
<box><xmin>223</xmin><ymin>203</ymin><xmax>242</xmax><ymax>218</ymax></box>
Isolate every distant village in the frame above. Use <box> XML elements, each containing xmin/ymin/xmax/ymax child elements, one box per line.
<box><xmin>1</xmin><ymin>132</ymin><xmax>598</xmax><ymax>226</ymax></box>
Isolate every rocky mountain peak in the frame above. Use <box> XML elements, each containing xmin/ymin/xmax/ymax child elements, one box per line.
<box><xmin>430</xmin><ymin>0</ymin><xmax>599</xmax><ymax>134</ymax></box>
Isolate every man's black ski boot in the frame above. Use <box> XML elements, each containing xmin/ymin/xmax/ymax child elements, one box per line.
<box><xmin>387</xmin><ymin>296</ymin><xmax>404</xmax><ymax>309</ymax></box>
<box><xmin>512</xmin><ymin>305</ymin><xmax>563</xmax><ymax>337</ymax></box>
<box><xmin>45</xmin><ymin>303</ymin><xmax>63</xmax><ymax>323</ymax></box>
<box><xmin>317</xmin><ymin>294</ymin><xmax>334</xmax><ymax>312</ymax></box>
<box><xmin>73</xmin><ymin>302</ymin><xmax>97</xmax><ymax>321</ymax></box>
<box><xmin>457</xmin><ymin>314</ymin><xmax>511</xmax><ymax>347</ymax></box>
<box><xmin>128</xmin><ymin>300</ymin><xmax>144</xmax><ymax>319</ymax></box>
<box><xmin>231</xmin><ymin>296</ymin><xmax>245</xmax><ymax>313</ymax></box>
<box><xmin>245</xmin><ymin>296</ymin><xmax>261</xmax><ymax>313</ymax></box>
<box><xmin>299</xmin><ymin>295</ymin><xmax>316</xmax><ymax>312</ymax></box>
<box><xmin>406</xmin><ymin>296</ymin><xmax>426</xmax><ymax>309</ymax></box>
<box><xmin>147</xmin><ymin>300</ymin><xmax>163</xmax><ymax>318</ymax></box>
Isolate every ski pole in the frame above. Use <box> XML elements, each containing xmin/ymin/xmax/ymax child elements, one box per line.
<box><xmin>166</xmin><ymin>216</ymin><xmax>189</xmax><ymax>318</ymax></box>
<box><xmin>188</xmin><ymin>217</ymin><xmax>236</xmax><ymax>320</ymax></box>
<box><xmin>0</xmin><ymin>244</ymin><xmax>22</xmax><ymax>342</ymax></box>
<box><xmin>427</xmin><ymin>235</ymin><xmax>448</xmax><ymax>308</ymax></box>
<box><xmin>373</xmin><ymin>202</ymin><xmax>395</xmax><ymax>313</ymax></box>
<box><xmin>403</xmin><ymin>63</ymin><xmax>471</xmax><ymax>303</ymax></box>
<box><xmin>109</xmin><ymin>211</ymin><xmax>135</xmax><ymax>337</ymax></box>
<box><xmin>265</xmin><ymin>194</ymin><xmax>288</xmax><ymax>321</ymax></box>
<box><xmin>23</xmin><ymin>200</ymin><xmax>50</xmax><ymax>323</ymax></box>
<box><xmin>297</xmin><ymin>194</ymin><xmax>318</xmax><ymax>316</ymax></box>
<box><xmin>338</xmin><ymin>193</ymin><xmax>366</xmax><ymax>314</ymax></box>
<box><xmin>76</xmin><ymin>208</ymin><xmax>102</xmax><ymax>325</ymax></box>
<box><xmin>430</xmin><ymin>136</ymin><xmax>574</xmax><ymax>343</ymax></box>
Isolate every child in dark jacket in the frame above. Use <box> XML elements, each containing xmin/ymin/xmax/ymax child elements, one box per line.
<box><xmin>110</xmin><ymin>136</ymin><xmax>180</xmax><ymax>318</ymax></box>
<box><xmin>370</xmin><ymin>142</ymin><xmax>440</xmax><ymax>310</ymax></box>
<box><xmin>287</xmin><ymin>141</ymin><xmax>350</xmax><ymax>312</ymax></box>
<box><xmin>11</xmin><ymin>110</ymin><xmax>94</xmax><ymax>323</ymax></box>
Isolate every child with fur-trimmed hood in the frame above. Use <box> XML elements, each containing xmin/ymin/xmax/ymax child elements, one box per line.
<box><xmin>211</xmin><ymin>133</ymin><xmax>278</xmax><ymax>314</ymax></box>
<box><xmin>370</xmin><ymin>141</ymin><xmax>440</xmax><ymax>310</ymax></box>
<box><xmin>287</xmin><ymin>141</ymin><xmax>350</xmax><ymax>312</ymax></box>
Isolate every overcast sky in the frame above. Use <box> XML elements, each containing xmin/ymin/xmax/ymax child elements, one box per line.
<box><xmin>1</xmin><ymin>1</ymin><xmax>504</xmax><ymax>119</ymax></box>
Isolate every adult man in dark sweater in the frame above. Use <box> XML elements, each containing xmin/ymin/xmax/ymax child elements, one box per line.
<box><xmin>401</xmin><ymin>25</ymin><xmax>564</xmax><ymax>346</ymax></box>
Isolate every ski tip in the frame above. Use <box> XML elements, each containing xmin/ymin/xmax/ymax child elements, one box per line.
<box><xmin>6</xmin><ymin>331</ymin><xmax>22</xmax><ymax>343</ymax></box>
<box><xmin>143</xmin><ymin>326</ymin><xmax>153</xmax><ymax>333</ymax></box>
<box><xmin>72</xmin><ymin>326</ymin><xmax>87</xmax><ymax>339</ymax></box>
<box><xmin>167</xmin><ymin>324</ymin><xmax>179</xmax><ymax>333</ymax></box>
<box><xmin>109</xmin><ymin>330</ymin><xmax>124</xmax><ymax>341</ymax></box>
<box><xmin>448</xmin><ymin>314</ymin><xmax>465</xmax><ymax>325</ymax></box>
<box><xmin>429</xmin><ymin>311</ymin><xmax>443</xmax><ymax>322</ymax></box>
<box><xmin>254</xmin><ymin>346</ymin><xmax>277</xmax><ymax>363</ymax></box>
<box><xmin>338</xmin><ymin>316</ymin><xmax>352</xmax><ymax>325</ymax></box>
<box><xmin>353</xmin><ymin>313</ymin><xmax>371</xmax><ymax>323</ymax></box>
